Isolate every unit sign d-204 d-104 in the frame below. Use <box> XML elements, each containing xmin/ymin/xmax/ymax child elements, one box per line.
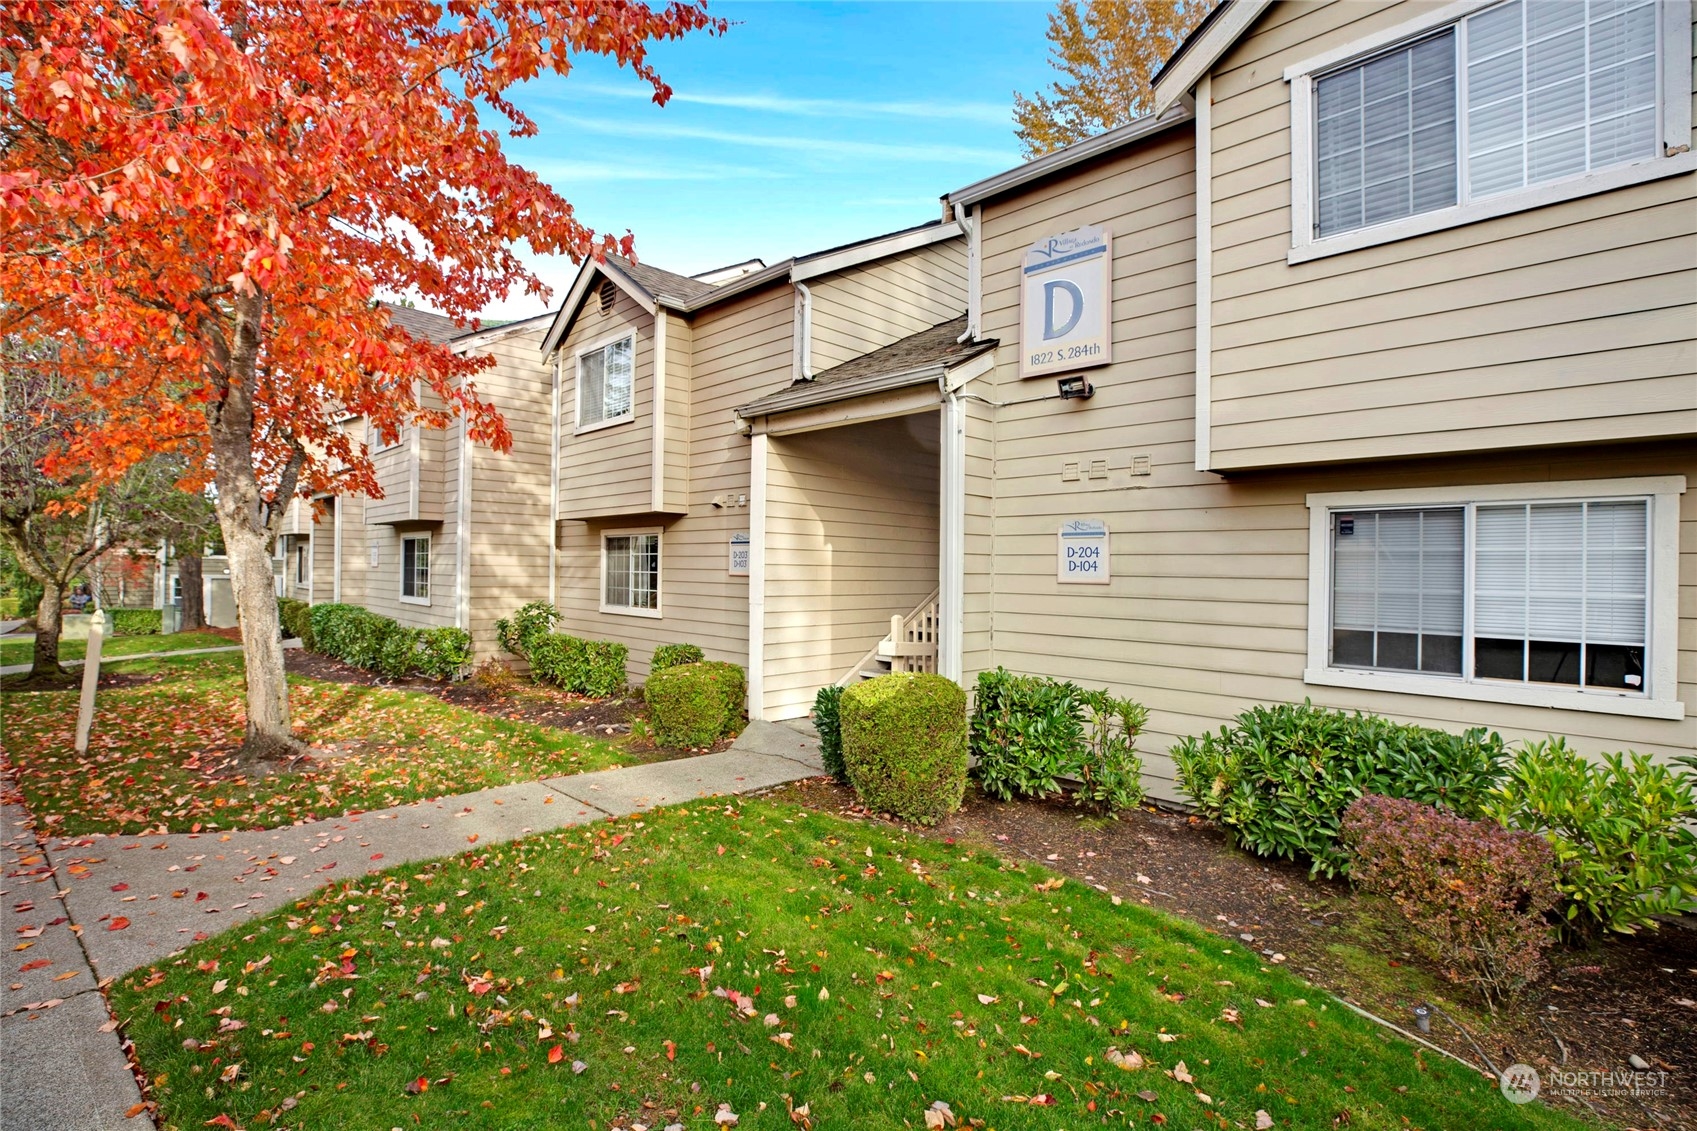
<box><xmin>1021</xmin><ymin>224</ymin><xmax>1112</xmax><ymax>380</ymax></box>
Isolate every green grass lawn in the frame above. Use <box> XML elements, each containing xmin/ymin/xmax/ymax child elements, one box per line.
<box><xmin>0</xmin><ymin>629</ymin><xmax>231</xmax><ymax>667</ymax></box>
<box><xmin>111</xmin><ymin>800</ymin><xmax>1589</xmax><ymax>1131</ymax></box>
<box><xmin>0</xmin><ymin>653</ymin><xmax>631</xmax><ymax>835</ymax></box>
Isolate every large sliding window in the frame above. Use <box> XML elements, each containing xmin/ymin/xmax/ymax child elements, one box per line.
<box><xmin>1308</xmin><ymin>480</ymin><xmax>1683</xmax><ymax>719</ymax></box>
<box><xmin>1290</xmin><ymin>0</ymin><xmax>1690</xmax><ymax>258</ymax></box>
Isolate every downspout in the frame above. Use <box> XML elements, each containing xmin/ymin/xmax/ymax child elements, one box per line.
<box><xmin>456</xmin><ymin>399</ymin><xmax>472</xmax><ymax>633</ymax></box>
<box><xmin>951</xmin><ymin>202</ymin><xmax>981</xmax><ymax>343</ymax></box>
<box><xmin>332</xmin><ymin>497</ymin><xmax>342</xmax><ymax>603</ymax></box>
<box><xmin>939</xmin><ymin>381</ymin><xmax>966</xmax><ymax>684</ymax></box>
<box><xmin>792</xmin><ymin>282</ymin><xmax>813</xmax><ymax>381</ymax></box>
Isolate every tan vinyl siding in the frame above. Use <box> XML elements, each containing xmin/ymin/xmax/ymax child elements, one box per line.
<box><xmin>807</xmin><ymin>239</ymin><xmax>969</xmax><ymax>373</ymax></box>
<box><xmin>556</xmin><ymin>289</ymin><xmax>657</xmax><ymax>519</ymax></box>
<box><xmin>550</xmin><ymin>283</ymin><xmax>793</xmax><ymax>681</ymax></box>
<box><xmin>973</xmin><ymin>98</ymin><xmax>1693</xmax><ymax>802</ymax></box>
<box><xmin>310</xmin><ymin>503</ymin><xmax>337</xmax><ymax>604</ymax></box>
<box><xmin>661</xmin><ymin>310</ymin><xmax>693</xmax><ymax>512</ymax></box>
<box><xmin>464</xmin><ymin>326</ymin><xmax>555</xmax><ymax>658</ymax></box>
<box><xmin>1203</xmin><ymin>0</ymin><xmax>1697</xmax><ymax>470</ymax></box>
<box><xmin>763</xmin><ymin>414</ymin><xmax>941</xmax><ymax>718</ymax></box>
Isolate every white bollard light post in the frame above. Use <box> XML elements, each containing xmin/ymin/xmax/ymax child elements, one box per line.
<box><xmin>74</xmin><ymin>607</ymin><xmax>105</xmax><ymax>754</ymax></box>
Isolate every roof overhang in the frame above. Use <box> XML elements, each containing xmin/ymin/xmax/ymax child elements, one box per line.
<box><xmin>452</xmin><ymin>309</ymin><xmax>556</xmax><ymax>353</ymax></box>
<box><xmin>539</xmin><ymin>259</ymin><xmax>658</xmax><ymax>356</ymax></box>
<box><xmin>1149</xmin><ymin>0</ymin><xmax>1274</xmax><ymax>114</ymax></box>
<box><xmin>946</xmin><ymin>103</ymin><xmax>1194</xmax><ymax>209</ymax></box>
<box><xmin>790</xmin><ymin>221</ymin><xmax>962</xmax><ymax>282</ymax></box>
<box><xmin>735</xmin><ymin>343</ymin><xmax>995</xmax><ymax>424</ymax></box>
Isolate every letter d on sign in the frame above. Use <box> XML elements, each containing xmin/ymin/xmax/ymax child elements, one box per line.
<box><xmin>1043</xmin><ymin>280</ymin><xmax>1083</xmax><ymax>340</ymax></box>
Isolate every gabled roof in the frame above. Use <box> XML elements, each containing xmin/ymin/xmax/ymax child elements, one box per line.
<box><xmin>379</xmin><ymin>300</ymin><xmax>462</xmax><ymax>345</ymax></box>
<box><xmin>539</xmin><ymin>219</ymin><xmax>965</xmax><ymax>356</ymax></box>
<box><xmin>1149</xmin><ymin>0</ymin><xmax>1275</xmax><ymax>113</ymax></box>
<box><xmin>735</xmin><ymin>315</ymin><xmax>996</xmax><ymax>420</ymax></box>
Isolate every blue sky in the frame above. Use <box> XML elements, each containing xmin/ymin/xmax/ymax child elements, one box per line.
<box><xmin>476</xmin><ymin>1</ymin><xmax>1056</xmax><ymax>319</ymax></box>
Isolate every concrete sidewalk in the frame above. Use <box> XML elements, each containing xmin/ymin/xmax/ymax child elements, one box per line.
<box><xmin>0</xmin><ymin>719</ymin><xmax>822</xmax><ymax>1129</ymax></box>
<box><xmin>0</xmin><ymin>643</ymin><xmax>251</xmax><ymax>678</ymax></box>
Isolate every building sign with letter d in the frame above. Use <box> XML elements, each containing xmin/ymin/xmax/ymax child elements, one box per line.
<box><xmin>1021</xmin><ymin>225</ymin><xmax>1111</xmax><ymax>379</ymax></box>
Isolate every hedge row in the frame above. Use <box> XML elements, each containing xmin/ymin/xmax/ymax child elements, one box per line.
<box><xmin>645</xmin><ymin>660</ymin><xmax>745</xmax><ymax>748</ymax></box>
<box><xmin>528</xmin><ymin>633</ymin><xmax>628</xmax><ymax>697</ymax></box>
<box><xmin>110</xmin><ymin>608</ymin><xmax>162</xmax><ymax>636</ymax></box>
<box><xmin>304</xmin><ymin>602</ymin><xmax>471</xmax><ymax>681</ymax></box>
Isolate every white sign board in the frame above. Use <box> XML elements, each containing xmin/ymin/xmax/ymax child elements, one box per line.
<box><xmin>1020</xmin><ymin>224</ymin><xmax>1112</xmax><ymax>379</ymax></box>
<box><xmin>1057</xmin><ymin>518</ymin><xmax>1110</xmax><ymax>584</ymax></box>
<box><xmin>368</xmin><ymin>544</ymin><xmax>380</xmax><ymax>570</ymax></box>
<box><xmin>728</xmin><ymin>533</ymin><xmax>750</xmax><ymax>577</ymax></box>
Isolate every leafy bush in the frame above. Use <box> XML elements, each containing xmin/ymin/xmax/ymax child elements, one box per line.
<box><xmin>470</xmin><ymin>658</ymin><xmax>521</xmax><ymax>696</ymax></box>
<box><xmin>526</xmin><ymin>633</ymin><xmax>627</xmax><ymax>697</ymax></box>
<box><xmin>645</xmin><ymin>661</ymin><xmax>746</xmax><ymax>748</ymax></box>
<box><xmin>376</xmin><ymin>625</ymin><xmax>422</xmax><ymax>680</ymax></box>
<box><xmin>813</xmin><ymin>684</ymin><xmax>847</xmax><ymax>784</ymax></box>
<box><xmin>1343</xmin><ymin>794</ymin><xmax>1560</xmax><ymax>1008</ymax></box>
<box><xmin>1484</xmin><ymin>739</ymin><xmax>1697</xmax><ymax>935</ymax></box>
<box><xmin>968</xmin><ymin>670</ymin><xmax>1148</xmax><ymax>814</ymax></box>
<box><xmin>651</xmin><ymin>643</ymin><xmax>706</xmax><ymax>675</ymax></box>
<box><xmin>277</xmin><ymin>598</ymin><xmax>314</xmax><ymax>649</ymax></box>
<box><xmin>494</xmin><ymin>601</ymin><xmax>558</xmax><ymax>658</ymax></box>
<box><xmin>416</xmin><ymin>627</ymin><xmax>473</xmax><ymax>680</ymax></box>
<box><xmin>109</xmin><ymin>608</ymin><xmax>162</xmax><ymax>636</ymax></box>
<box><xmin>842</xmin><ymin>673</ymin><xmax>967</xmax><ymax>826</ymax></box>
<box><xmin>308</xmin><ymin>603</ymin><xmax>367</xmax><ymax>661</ymax></box>
<box><xmin>1170</xmin><ymin>701</ymin><xmax>1507</xmax><ymax>878</ymax></box>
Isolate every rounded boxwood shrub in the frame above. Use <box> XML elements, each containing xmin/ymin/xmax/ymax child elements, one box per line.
<box><xmin>651</xmin><ymin>642</ymin><xmax>706</xmax><ymax>675</ymax></box>
<box><xmin>841</xmin><ymin>673</ymin><xmax>967</xmax><ymax>826</ymax></box>
<box><xmin>645</xmin><ymin>661</ymin><xmax>746</xmax><ymax>749</ymax></box>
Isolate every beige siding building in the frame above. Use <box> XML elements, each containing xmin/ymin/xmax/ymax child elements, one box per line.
<box><xmin>289</xmin><ymin>0</ymin><xmax>1694</xmax><ymax>802</ymax></box>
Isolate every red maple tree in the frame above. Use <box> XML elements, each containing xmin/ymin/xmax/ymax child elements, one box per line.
<box><xmin>2</xmin><ymin>0</ymin><xmax>723</xmax><ymax>759</ymax></box>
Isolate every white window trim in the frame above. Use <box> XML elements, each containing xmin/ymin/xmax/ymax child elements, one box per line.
<box><xmin>399</xmin><ymin>533</ymin><xmax>431</xmax><ymax>606</ymax></box>
<box><xmin>1305</xmin><ymin>476</ymin><xmax>1685</xmax><ymax>721</ymax></box>
<box><xmin>599</xmin><ymin>526</ymin><xmax>662</xmax><ymax>619</ymax></box>
<box><xmin>574</xmin><ymin>330</ymin><xmax>637</xmax><ymax>435</ymax></box>
<box><xmin>1286</xmin><ymin>0</ymin><xmax>1695</xmax><ymax>264</ymax></box>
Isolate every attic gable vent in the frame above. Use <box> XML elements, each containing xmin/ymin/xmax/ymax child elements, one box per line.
<box><xmin>598</xmin><ymin>280</ymin><xmax>616</xmax><ymax>314</ymax></box>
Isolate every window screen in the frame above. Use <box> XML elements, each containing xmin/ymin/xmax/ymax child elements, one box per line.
<box><xmin>605</xmin><ymin>533</ymin><xmax>659</xmax><ymax>611</ymax></box>
<box><xmin>401</xmin><ymin>536</ymin><xmax>430</xmax><ymax>600</ymax></box>
<box><xmin>579</xmin><ymin>336</ymin><xmax>634</xmax><ymax>427</ymax></box>
<box><xmin>1331</xmin><ymin>508</ymin><xmax>1464</xmax><ymax>674</ymax></box>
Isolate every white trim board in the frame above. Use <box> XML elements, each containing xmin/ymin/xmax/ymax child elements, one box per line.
<box><xmin>747</xmin><ymin>432</ymin><xmax>768</xmax><ymax>720</ymax></box>
<box><xmin>790</xmin><ymin>221</ymin><xmax>962</xmax><ymax>282</ymax></box>
<box><xmin>1303</xmin><ymin>475</ymin><xmax>1686</xmax><ymax>722</ymax></box>
<box><xmin>651</xmin><ymin>310</ymin><xmax>668</xmax><ymax>513</ymax></box>
<box><xmin>1194</xmin><ymin>71</ymin><xmax>1213</xmax><ymax>473</ymax></box>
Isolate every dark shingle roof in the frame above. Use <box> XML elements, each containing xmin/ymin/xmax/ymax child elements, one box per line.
<box><xmin>608</xmin><ymin>257</ymin><xmax>721</xmax><ymax>305</ymax></box>
<box><xmin>736</xmin><ymin>315</ymin><xmax>996</xmax><ymax>419</ymax></box>
<box><xmin>379</xmin><ymin>301</ymin><xmax>462</xmax><ymax>345</ymax></box>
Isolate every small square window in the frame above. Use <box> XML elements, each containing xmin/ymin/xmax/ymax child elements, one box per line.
<box><xmin>602</xmin><ymin>531</ymin><xmax>659</xmax><ymax>616</ymax></box>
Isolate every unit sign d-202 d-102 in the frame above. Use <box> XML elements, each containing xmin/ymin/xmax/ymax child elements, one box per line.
<box><xmin>1021</xmin><ymin>224</ymin><xmax>1113</xmax><ymax>379</ymax></box>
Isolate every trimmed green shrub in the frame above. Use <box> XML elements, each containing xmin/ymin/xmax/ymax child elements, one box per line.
<box><xmin>110</xmin><ymin>608</ymin><xmax>162</xmax><ymax>636</ymax></box>
<box><xmin>417</xmin><ymin>627</ymin><xmax>473</xmax><ymax>680</ymax></box>
<box><xmin>968</xmin><ymin>669</ymin><xmax>1148</xmax><ymax>814</ymax></box>
<box><xmin>841</xmin><ymin>673</ymin><xmax>967</xmax><ymax>827</ymax></box>
<box><xmin>651</xmin><ymin>642</ymin><xmax>706</xmax><ymax>675</ymax></box>
<box><xmin>495</xmin><ymin>601</ymin><xmax>558</xmax><ymax>658</ymax></box>
<box><xmin>277</xmin><ymin>598</ymin><xmax>314</xmax><ymax>648</ymax></box>
<box><xmin>307</xmin><ymin>602</ymin><xmax>400</xmax><ymax>671</ymax></box>
<box><xmin>581</xmin><ymin>639</ymin><xmax>628</xmax><ymax>698</ymax></box>
<box><xmin>1484</xmin><ymin>739</ymin><xmax>1697</xmax><ymax>935</ymax></box>
<box><xmin>1344</xmin><ymin>794</ymin><xmax>1560</xmax><ymax>1008</ymax></box>
<box><xmin>526</xmin><ymin>633</ymin><xmax>585</xmax><ymax>690</ymax></box>
<box><xmin>646</xmin><ymin>661</ymin><xmax>746</xmax><ymax>749</ymax></box>
<box><xmin>376</xmin><ymin>625</ymin><xmax>422</xmax><ymax>680</ymax></box>
<box><xmin>813</xmin><ymin>684</ymin><xmax>847</xmax><ymax>784</ymax></box>
<box><xmin>1170</xmin><ymin>701</ymin><xmax>1507</xmax><ymax>878</ymax></box>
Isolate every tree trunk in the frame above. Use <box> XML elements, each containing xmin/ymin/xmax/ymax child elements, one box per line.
<box><xmin>30</xmin><ymin>582</ymin><xmax>67</xmax><ymax>676</ymax></box>
<box><xmin>180</xmin><ymin>555</ymin><xmax>206</xmax><ymax>630</ymax></box>
<box><xmin>220</xmin><ymin>516</ymin><xmax>296</xmax><ymax>760</ymax></box>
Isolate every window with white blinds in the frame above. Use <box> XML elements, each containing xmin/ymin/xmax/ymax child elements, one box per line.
<box><xmin>1328</xmin><ymin>498</ymin><xmax>1650</xmax><ymax>694</ymax></box>
<box><xmin>1312</xmin><ymin>0</ymin><xmax>1661</xmax><ymax>238</ymax></box>
<box><xmin>604</xmin><ymin>531</ymin><xmax>659</xmax><ymax>614</ymax></box>
<box><xmin>578</xmin><ymin>335</ymin><xmax>634</xmax><ymax>428</ymax></box>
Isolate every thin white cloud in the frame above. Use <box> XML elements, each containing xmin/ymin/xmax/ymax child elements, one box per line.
<box><xmin>565</xmin><ymin>80</ymin><xmax>1010</xmax><ymax>126</ymax></box>
<box><xmin>539</xmin><ymin>110</ymin><xmax>1015</xmax><ymax>166</ymax></box>
<box><xmin>520</xmin><ymin>158</ymin><xmax>796</xmax><ymax>184</ymax></box>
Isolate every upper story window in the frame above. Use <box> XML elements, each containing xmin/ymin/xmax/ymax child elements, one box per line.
<box><xmin>577</xmin><ymin>334</ymin><xmax>635</xmax><ymax>431</ymax></box>
<box><xmin>1288</xmin><ymin>0</ymin><xmax>1693</xmax><ymax>260</ymax></box>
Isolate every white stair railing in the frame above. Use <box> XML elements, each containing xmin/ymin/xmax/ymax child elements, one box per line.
<box><xmin>877</xmin><ymin>588</ymin><xmax>939</xmax><ymax>675</ymax></box>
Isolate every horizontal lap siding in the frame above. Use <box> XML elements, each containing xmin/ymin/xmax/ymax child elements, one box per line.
<box><xmin>366</xmin><ymin>438</ymin><xmax>414</xmax><ymax>524</ymax></box>
<box><xmin>764</xmin><ymin>415</ymin><xmax>940</xmax><ymax>718</ymax></box>
<box><xmin>1204</xmin><ymin>0</ymin><xmax>1697</xmax><ymax>470</ymax></box>
<box><xmin>662</xmin><ymin>311</ymin><xmax>692</xmax><ymax>511</ymax></box>
<box><xmin>807</xmin><ymin>239</ymin><xmax>969</xmax><ymax>372</ymax></box>
<box><xmin>310</xmin><ymin>505</ymin><xmax>337</xmax><ymax>604</ymax></box>
<box><xmin>975</xmin><ymin>114</ymin><xmax>1693</xmax><ymax>804</ymax></box>
<box><xmin>466</xmin><ymin>327</ymin><xmax>554</xmax><ymax>658</ymax></box>
<box><xmin>557</xmin><ymin>291</ymin><xmax>656</xmax><ymax>519</ymax></box>
<box><xmin>551</xmin><ymin>284</ymin><xmax>793</xmax><ymax>682</ymax></box>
